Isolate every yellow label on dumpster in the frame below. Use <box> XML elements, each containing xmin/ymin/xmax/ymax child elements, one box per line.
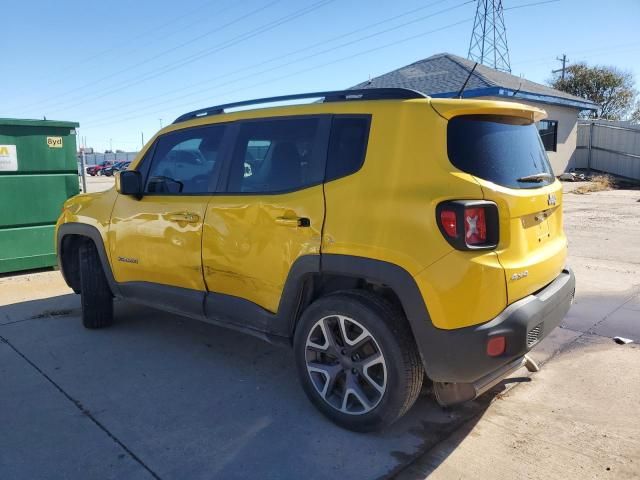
<box><xmin>47</xmin><ymin>136</ymin><xmax>63</xmax><ymax>148</ymax></box>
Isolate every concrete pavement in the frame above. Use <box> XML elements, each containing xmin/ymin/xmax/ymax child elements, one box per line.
<box><xmin>398</xmin><ymin>335</ymin><xmax>640</xmax><ymax>479</ymax></box>
<box><xmin>0</xmin><ymin>295</ymin><xmax>489</xmax><ymax>480</ymax></box>
<box><xmin>1</xmin><ymin>183</ymin><xmax>639</xmax><ymax>479</ymax></box>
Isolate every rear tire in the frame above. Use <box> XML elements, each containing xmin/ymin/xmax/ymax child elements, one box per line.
<box><xmin>293</xmin><ymin>290</ymin><xmax>423</xmax><ymax>432</ymax></box>
<box><xmin>79</xmin><ymin>241</ymin><xmax>114</xmax><ymax>329</ymax></box>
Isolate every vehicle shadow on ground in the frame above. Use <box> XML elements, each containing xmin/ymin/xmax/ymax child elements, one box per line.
<box><xmin>0</xmin><ymin>293</ymin><xmax>79</xmax><ymax>325</ymax></box>
<box><xmin>1</xmin><ymin>294</ymin><xmax>513</xmax><ymax>480</ymax></box>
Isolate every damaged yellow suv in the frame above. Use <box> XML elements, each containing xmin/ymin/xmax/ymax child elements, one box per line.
<box><xmin>57</xmin><ymin>88</ymin><xmax>575</xmax><ymax>431</ymax></box>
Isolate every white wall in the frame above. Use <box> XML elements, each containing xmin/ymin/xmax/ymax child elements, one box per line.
<box><xmin>480</xmin><ymin>96</ymin><xmax>580</xmax><ymax>174</ymax></box>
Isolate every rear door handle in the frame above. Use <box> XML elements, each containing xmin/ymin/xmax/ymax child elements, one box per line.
<box><xmin>275</xmin><ymin>216</ymin><xmax>310</xmax><ymax>227</ymax></box>
<box><xmin>167</xmin><ymin>212</ymin><xmax>200</xmax><ymax>223</ymax></box>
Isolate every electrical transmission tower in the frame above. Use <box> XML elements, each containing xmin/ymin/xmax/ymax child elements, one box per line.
<box><xmin>467</xmin><ymin>0</ymin><xmax>511</xmax><ymax>73</ymax></box>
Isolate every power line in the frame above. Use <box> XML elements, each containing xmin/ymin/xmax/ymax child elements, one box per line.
<box><xmin>75</xmin><ymin>0</ymin><xmax>454</xmax><ymax>120</ymax></box>
<box><xmin>34</xmin><ymin>0</ymin><xmax>335</xmax><ymax>114</ymax></box>
<box><xmin>81</xmin><ymin>0</ymin><xmax>551</xmax><ymax>124</ymax></box>
<box><xmin>84</xmin><ymin>0</ymin><xmax>558</xmax><ymax>129</ymax></box>
<box><xmin>503</xmin><ymin>0</ymin><xmax>559</xmax><ymax>11</ymax></box>
<box><xmin>75</xmin><ymin>0</ymin><xmax>226</xmax><ymax>66</ymax></box>
<box><xmin>512</xmin><ymin>41</ymin><xmax>640</xmax><ymax>66</ymax></box>
<box><xmin>80</xmin><ymin>0</ymin><xmax>473</xmax><ymax>125</ymax></box>
<box><xmin>85</xmin><ymin>17</ymin><xmax>473</xmax><ymax>129</ymax></box>
<box><xmin>11</xmin><ymin>0</ymin><xmax>234</xmax><ymax>107</ymax></box>
<box><xmin>34</xmin><ymin>0</ymin><xmax>550</xmax><ymax>118</ymax></box>
<box><xmin>20</xmin><ymin>0</ymin><xmax>279</xmax><ymax>112</ymax></box>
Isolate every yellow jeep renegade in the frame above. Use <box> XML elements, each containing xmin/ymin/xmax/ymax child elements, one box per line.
<box><xmin>56</xmin><ymin>88</ymin><xmax>575</xmax><ymax>431</ymax></box>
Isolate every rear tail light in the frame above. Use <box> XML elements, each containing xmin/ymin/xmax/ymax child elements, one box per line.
<box><xmin>439</xmin><ymin>210</ymin><xmax>457</xmax><ymax>238</ymax></box>
<box><xmin>464</xmin><ymin>207</ymin><xmax>486</xmax><ymax>245</ymax></box>
<box><xmin>436</xmin><ymin>200</ymin><xmax>499</xmax><ymax>250</ymax></box>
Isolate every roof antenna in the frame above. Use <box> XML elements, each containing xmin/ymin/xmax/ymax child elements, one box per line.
<box><xmin>457</xmin><ymin>62</ymin><xmax>478</xmax><ymax>99</ymax></box>
<box><xmin>512</xmin><ymin>77</ymin><xmax>523</xmax><ymax>98</ymax></box>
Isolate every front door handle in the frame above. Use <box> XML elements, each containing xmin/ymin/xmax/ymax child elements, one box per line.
<box><xmin>167</xmin><ymin>212</ymin><xmax>200</xmax><ymax>223</ymax></box>
<box><xmin>275</xmin><ymin>216</ymin><xmax>310</xmax><ymax>227</ymax></box>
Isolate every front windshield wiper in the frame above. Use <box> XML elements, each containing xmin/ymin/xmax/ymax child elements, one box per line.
<box><xmin>517</xmin><ymin>173</ymin><xmax>554</xmax><ymax>183</ymax></box>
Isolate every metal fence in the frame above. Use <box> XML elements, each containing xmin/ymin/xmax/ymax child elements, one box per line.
<box><xmin>79</xmin><ymin>151</ymin><xmax>138</xmax><ymax>166</ymax></box>
<box><xmin>574</xmin><ymin>120</ymin><xmax>640</xmax><ymax>180</ymax></box>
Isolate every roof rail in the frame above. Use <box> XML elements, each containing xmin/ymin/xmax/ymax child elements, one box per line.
<box><xmin>172</xmin><ymin>88</ymin><xmax>428</xmax><ymax>124</ymax></box>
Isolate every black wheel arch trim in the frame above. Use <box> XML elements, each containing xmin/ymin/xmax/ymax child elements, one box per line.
<box><xmin>307</xmin><ymin>255</ymin><xmax>575</xmax><ymax>385</ymax></box>
<box><xmin>57</xmin><ymin>222</ymin><xmax>120</xmax><ymax>296</ymax></box>
<box><xmin>318</xmin><ymin>254</ymin><xmax>439</xmax><ymax>377</ymax></box>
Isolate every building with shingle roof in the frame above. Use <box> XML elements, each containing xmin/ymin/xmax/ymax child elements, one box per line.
<box><xmin>352</xmin><ymin>53</ymin><xmax>598</xmax><ymax>173</ymax></box>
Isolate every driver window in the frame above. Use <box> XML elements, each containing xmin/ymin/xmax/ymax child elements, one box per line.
<box><xmin>145</xmin><ymin>124</ymin><xmax>226</xmax><ymax>194</ymax></box>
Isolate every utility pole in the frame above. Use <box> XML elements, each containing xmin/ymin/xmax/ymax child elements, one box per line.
<box><xmin>141</xmin><ymin>131</ymin><xmax>144</xmax><ymax>149</ymax></box>
<box><xmin>78</xmin><ymin>131</ymin><xmax>87</xmax><ymax>193</ymax></box>
<box><xmin>159</xmin><ymin>118</ymin><xmax>163</xmax><ymax>129</ymax></box>
<box><xmin>109</xmin><ymin>138</ymin><xmax>113</xmax><ymax>152</ymax></box>
<box><xmin>552</xmin><ymin>54</ymin><xmax>568</xmax><ymax>80</ymax></box>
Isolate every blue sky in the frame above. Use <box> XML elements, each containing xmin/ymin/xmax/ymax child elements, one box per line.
<box><xmin>2</xmin><ymin>0</ymin><xmax>639</xmax><ymax>152</ymax></box>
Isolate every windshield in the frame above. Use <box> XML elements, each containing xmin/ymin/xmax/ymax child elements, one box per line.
<box><xmin>447</xmin><ymin>114</ymin><xmax>554</xmax><ymax>189</ymax></box>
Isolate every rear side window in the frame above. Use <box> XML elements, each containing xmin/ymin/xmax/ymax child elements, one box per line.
<box><xmin>227</xmin><ymin>117</ymin><xmax>324</xmax><ymax>193</ymax></box>
<box><xmin>326</xmin><ymin>116</ymin><xmax>371</xmax><ymax>181</ymax></box>
<box><xmin>447</xmin><ymin>115</ymin><xmax>554</xmax><ymax>189</ymax></box>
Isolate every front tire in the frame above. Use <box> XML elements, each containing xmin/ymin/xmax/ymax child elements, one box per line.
<box><xmin>79</xmin><ymin>242</ymin><xmax>114</xmax><ymax>329</ymax></box>
<box><xmin>294</xmin><ymin>291</ymin><xmax>423</xmax><ymax>432</ymax></box>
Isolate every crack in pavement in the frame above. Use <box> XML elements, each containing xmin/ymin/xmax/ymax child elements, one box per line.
<box><xmin>584</xmin><ymin>289</ymin><xmax>640</xmax><ymax>336</ymax></box>
<box><xmin>0</xmin><ymin>334</ymin><xmax>162</xmax><ymax>480</ymax></box>
<box><xmin>0</xmin><ymin>309</ymin><xmax>78</xmax><ymax>328</ymax></box>
<box><xmin>0</xmin><ymin>316</ymin><xmax>50</xmax><ymax>328</ymax></box>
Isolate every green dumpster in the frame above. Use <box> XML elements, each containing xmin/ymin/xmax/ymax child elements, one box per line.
<box><xmin>0</xmin><ymin>118</ymin><xmax>80</xmax><ymax>273</ymax></box>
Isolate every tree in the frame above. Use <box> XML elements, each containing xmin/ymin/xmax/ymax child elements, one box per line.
<box><xmin>550</xmin><ymin>63</ymin><xmax>637</xmax><ymax>120</ymax></box>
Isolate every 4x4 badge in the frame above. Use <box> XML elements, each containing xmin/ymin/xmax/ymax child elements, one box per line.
<box><xmin>511</xmin><ymin>270</ymin><xmax>529</xmax><ymax>281</ymax></box>
<box><xmin>548</xmin><ymin>193</ymin><xmax>557</xmax><ymax>206</ymax></box>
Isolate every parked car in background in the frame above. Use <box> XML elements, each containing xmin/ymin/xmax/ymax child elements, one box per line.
<box><xmin>57</xmin><ymin>88</ymin><xmax>575</xmax><ymax>431</ymax></box>
<box><xmin>103</xmin><ymin>161</ymin><xmax>131</xmax><ymax>177</ymax></box>
<box><xmin>100</xmin><ymin>162</ymin><xmax>119</xmax><ymax>177</ymax></box>
<box><xmin>86</xmin><ymin>161</ymin><xmax>113</xmax><ymax>176</ymax></box>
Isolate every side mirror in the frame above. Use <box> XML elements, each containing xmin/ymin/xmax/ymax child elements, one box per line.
<box><xmin>116</xmin><ymin>170</ymin><xmax>143</xmax><ymax>199</ymax></box>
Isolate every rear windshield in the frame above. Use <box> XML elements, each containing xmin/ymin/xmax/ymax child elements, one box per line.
<box><xmin>447</xmin><ymin>115</ymin><xmax>554</xmax><ymax>189</ymax></box>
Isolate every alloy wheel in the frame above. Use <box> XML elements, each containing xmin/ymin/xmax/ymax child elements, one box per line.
<box><xmin>305</xmin><ymin>315</ymin><xmax>387</xmax><ymax>415</ymax></box>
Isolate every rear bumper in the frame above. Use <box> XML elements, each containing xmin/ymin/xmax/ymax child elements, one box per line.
<box><xmin>433</xmin><ymin>355</ymin><xmax>528</xmax><ymax>406</ymax></box>
<box><xmin>417</xmin><ymin>268</ymin><xmax>575</xmax><ymax>389</ymax></box>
